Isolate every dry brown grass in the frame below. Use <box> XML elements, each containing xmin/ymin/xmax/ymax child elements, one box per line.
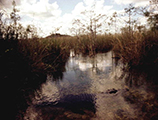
<box><xmin>66</xmin><ymin>34</ymin><xmax>113</xmax><ymax>56</ymax></box>
<box><xmin>112</xmin><ymin>31</ymin><xmax>158</xmax><ymax>67</ymax></box>
<box><xmin>18</xmin><ymin>38</ymin><xmax>70</xmax><ymax>73</ymax></box>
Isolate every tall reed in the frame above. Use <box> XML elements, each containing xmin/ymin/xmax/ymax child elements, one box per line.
<box><xmin>112</xmin><ymin>31</ymin><xmax>158</xmax><ymax>68</ymax></box>
<box><xmin>18</xmin><ymin>38</ymin><xmax>70</xmax><ymax>73</ymax></box>
<box><xmin>67</xmin><ymin>34</ymin><xmax>113</xmax><ymax>56</ymax></box>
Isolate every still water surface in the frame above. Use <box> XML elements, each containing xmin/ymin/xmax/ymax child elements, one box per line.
<box><xmin>20</xmin><ymin>51</ymin><xmax>154</xmax><ymax>120</ymax></box>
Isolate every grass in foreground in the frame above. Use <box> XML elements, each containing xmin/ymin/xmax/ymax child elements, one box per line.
<box><xmin>18</xmin><ymin>37</ymin><xmax>70</xmax><ymax>73</ymax></box>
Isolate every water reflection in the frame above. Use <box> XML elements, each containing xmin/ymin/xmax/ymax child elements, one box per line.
<box><xmin>67</xmin><ymin>51</ymin><xmax>112</xmax><ymax>72</ymax></box>
<box><xmin>22</xmin><ymin>51</ymin><xmax>130</xmax><ymax>120</ymax></box>
<box><xmin>15</xmin><ymin>51</ymin><xmax>158</xmax><ymax>120</ymax></box>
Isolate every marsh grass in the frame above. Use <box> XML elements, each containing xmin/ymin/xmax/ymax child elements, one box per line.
<box><xmin>67</xmin><ymin>34</ymin><xmax>113</xmax><ymax>56</ymax></box>
<box><xmin>1</xmin><ymin>29</ymin><xmax>157</xmax><ymax>74</ymax></box>
<box><xmin>113</xmin><ymin>32</ymin><xmax>144</xmax><ymax>66</ymax></box>
<box><xmin>112</xmin><ymin>31</ymin><xmax>158</xmax><ymax>68</ymax></box>
<box><xmin>18</xmin><ymin>38</ymin><xmax>70</xmax><ymax>73</ymax></box>
<box><xmin>113</xmin><ymin>31</ymin><xmax>158</xmax><ymax>119</ymax></box>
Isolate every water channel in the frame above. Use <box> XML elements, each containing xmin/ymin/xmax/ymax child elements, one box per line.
<box><xmin>16</xmin><ymin>51</ymin><xmax>158</xmax><ymax>120</ymax></box>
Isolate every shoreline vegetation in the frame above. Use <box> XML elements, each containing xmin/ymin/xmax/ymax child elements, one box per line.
<box><xmin>1</xmin><ymin>0</ymin><xmax>158</xmax><ymax>120</ymax></box>
<box><xmin>0</xmin><ymin>1</ymin><xmax>157</xmax><ymax>75</ymax></box>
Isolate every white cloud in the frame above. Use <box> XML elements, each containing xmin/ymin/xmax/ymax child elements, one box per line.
<box><xmin>16</xmin><ymin>0</ymin><xmax>62</xmax><ymax>37</ymax></box>
<box><xmin>1</xmin><ymin>0</ymin><xmax>148</xmax><ymax>37</ymax></box>
<box><xmin>68</xmin><ymin>0</ymin><xmax>115</xmax><ymax>35</ymax></box>
<box><xmin>135</xmin><ymin>1</ymin><xmax>149</xmax><ymax>7</ymax></box>
<box><xmin>72</xmin><ymin>2</ymin><xmax>85</xmax><ymax>15</ymax></box>
<box><xmin>72</xmin><ymin>0</ymin><xmax>114</xmax><ymax>18</ymax></box>
<box><xmin>57</xmin><ymin>0</ymin><xmax>115</xmax><ymax>35</ymax></box>
<box><xmin>114</xmin><ymin>0</ymin><xmax>149</xmax><ymax>6</ymax></box>
<box><xmin>137</xmin><ymin>16</ymin><xmax>148</xmax><ymax>25</ymax></box>
<box><xmin>0</xmin><ymin>0</ymin><xmax>119</xmax><ymax>36</ymax></box>
<box><xmin>0</xmin><ymin>0</ymin><xmax>63</xmax><ymax>37</ymax></box>
<box><xmin>83</xmin><ymin>0</ymin><xmax>95</xmax><ymax>6</ymax></box>
<box><xmin>26</xmin><ymin>0</ymin><xmax>37</xmax><ymax>4</ymax></box>
<box><xmin>20</xmin><ymin>0</ymin><xmax>61</xmax><ymax>19</ymax></box>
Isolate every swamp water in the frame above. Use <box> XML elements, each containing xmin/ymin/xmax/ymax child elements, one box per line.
<box><xmin>16</xmin><ymin>51</ymin><xmax>158</xmax><ymax>120</ymax></box>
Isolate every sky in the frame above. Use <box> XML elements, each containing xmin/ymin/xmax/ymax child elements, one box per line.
<box><xmin>0</xmin><ymin>0</ymin><xmax>150</xmax><ymax>37</ymax></box>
